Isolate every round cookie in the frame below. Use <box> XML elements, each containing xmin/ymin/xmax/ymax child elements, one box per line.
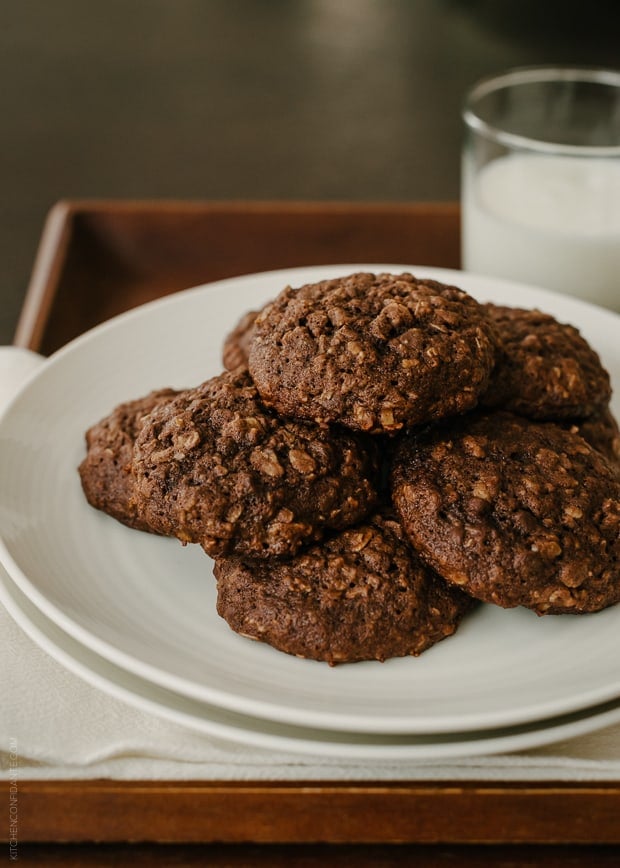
<box><xmin>562</xmin><ymin>407</ymin><xmax>620</xmax><ymax>471</ymax></box>
<box><xmin>222</xmin><ymin>308</ymin><xmax>260</xmax><ymax>371</ymax></box>
<box><xmin>391</xmin><ymin>411</ymin><xmax>620</xmax><ymax>615</ymax></box>
<box><xmin>481</xmin><ymin>304</ymin><xmax>611</xmax><ymax>420</ymax></box>
<box><xmin>214</xmin><ymin>512</ymin><xmax>474</xmax><ymax>664</ymax></box>
<box><xmin>248</xmin><ymin>272</ymin><xmax>498</xmax><ymax>433</ymax></box>
<box><xmin>78</xmin><ymin>388</ymin><xmax>181</xmax><ymax>532</ymax></box>
<box><xmin>132</xmin><ymin>368</ymin><xmax>379</xmax><ymax>560</ymax></box>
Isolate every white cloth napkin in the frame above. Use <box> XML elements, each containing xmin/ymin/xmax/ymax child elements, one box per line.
<box><xmin>1</xmin><ymin>347</ymin><xmax>619</xmax><ymax>782</ymax></box>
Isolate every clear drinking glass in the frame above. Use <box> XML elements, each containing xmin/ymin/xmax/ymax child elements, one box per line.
<box><xmin>461</xmin><ymin>66</ymin><xmax>620</xmax><ymax>311</ymax></box>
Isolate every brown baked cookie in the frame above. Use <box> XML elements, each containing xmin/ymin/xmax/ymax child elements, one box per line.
<box><xmin>78</xmin><ymin>388</ymin><xmax>182</xmax><ymax>532</ymax></box>
<box><xmin>222</xmin><ymin>308</ymin><xmax>260</xmax><ymax>371</ymax></box>
<box><xmin>248</xmin><ymin>272</ymin><xmax>498</xmax><ymax>433</ymax></box>
<box><xmin>561</xmin><ymin>406</ymin><xmax>620</xmax><ymax>470</ymax></box>
<box><xmin>481</xmin><ymin>304</ymin><xmax>611</xmax><ymax>420</ymax></box>
<box><xmin>132</xmin><ymin>368</ymin><xmax>379</xmax><ymax>560</ymax></box>
<box><xmin>214</xmin><ymin>511</ymin><xmax>474</xmax><ymax>664</ymax></box>
<box><xmin>391</xmin><ymin>411</ymin><xmax>620</xmax><ymax>615</ymax></box>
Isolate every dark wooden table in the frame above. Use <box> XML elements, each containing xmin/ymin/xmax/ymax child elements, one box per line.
<box><xmin>3</xmin><ymin>200</ymin><xmax>619</xmax><ymax>866</ymax></box>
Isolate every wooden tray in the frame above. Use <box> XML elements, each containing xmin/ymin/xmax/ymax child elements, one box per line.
<box><xmin>14</xmin><ymin>199</ymin><xmax>461</xmax><ymax>354</ymax></box>
<box><xmin>5</xmin><ymin>200</ymin><xmax>620</xmax><ymax>863</ymax></box>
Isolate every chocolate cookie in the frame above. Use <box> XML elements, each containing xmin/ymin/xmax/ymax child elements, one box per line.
<box><xmin>248</xmin><ymin>272</ymin><xmax>498</xmax><ymax>433</ymax></box>
<box><xmin>481</xmin><ymin>304</ymin><xmax>611</xmax><ymax>420</ymax></box>
<box><xmin>214</xmin><ymin>512</ymin><xmax>473</xmax><ymax>664</ymax></box>
<box><xmin>78</xmin><ymin>388</ymin><xmax>181</xmax><ymax>532</ymax></box>
<box><xmin>132</xmin><ymin>368</ymin><xmax>379</xmax><ymax>560</ymax></box>
<box><xmin>391</xmin><ymin>411</ymin><xmax>620</xmax><ymax>615</ymax></box>
<box><xmin>562</xmin><ymin>407</ymin><xmax>620</xmax><ymax>470</ymax></box>
<box><xmin>222</xmin><ymin>308</ymin><xmax>260</xmax><ymax>371</ymax></box>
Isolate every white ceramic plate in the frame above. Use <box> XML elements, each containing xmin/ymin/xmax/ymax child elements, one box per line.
<box><xmin>0</xmin><ymin>265</ymin><xmax>619</xmax><ymax>735</ymax></box>
<box><xmin>3</xmin><ymin>559</ymin><xmax>620</xmax><ymax>760</ymax></box>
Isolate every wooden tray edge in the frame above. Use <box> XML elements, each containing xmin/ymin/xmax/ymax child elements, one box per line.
<box><xmin>12</xmin><ymin>198</ymin><xmax>460</xmax><ymax>353</ymax></box>
<box><xmin>13</xmin><ymin>201</ymin><xmax>75</xmax><ymax>351</ymax></box>
<box><xmin>3</xmin><ymin>779</ymin><xmax>620</xmax><ymax>844</ymax></box>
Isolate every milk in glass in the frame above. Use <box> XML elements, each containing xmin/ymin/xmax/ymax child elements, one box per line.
<box><xmin>462</xmin><ymin>153</ymin><xmax>620</xmax><ymax>311</ymax></box>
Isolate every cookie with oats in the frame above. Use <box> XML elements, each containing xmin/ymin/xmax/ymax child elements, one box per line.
<box><xmin>481</xmin><ymin>304</ymin><xmax>611</xmax><ymax>420</ymax></box>
<box><xmin>562</xmin><ymin>406</ymin><xmax>620</xmax><ymax>471</ymax></box>
<box><xmin>79</xmin><ymin>388</ymin><xmax>182</xmax><ymax>532</ymax></box>
<box><xmin>222</xmin><ymin>308</ymin><xmax>260</xmax><ymax>371</ymax></box>
<box><xmin>214</xmin><ymin>511</ymin><xmax>473</xmax><ymax>664</ymax></box>
<box><xmin>132</xmin><ymin>368</ymin><xmax>379</xmax><ymax>560</ymax></box>
<box><xmin>391</xmin><ymin>411</ymin><xmax>620</xmax><ymax>615</ymax></box>
<box><xmin>248</xmin><ymin>272</ymin><xmax>498</xmax><ymax>434</ymax></box>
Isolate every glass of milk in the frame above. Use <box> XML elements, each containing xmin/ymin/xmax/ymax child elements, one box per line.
<box><xmin>461</xmin><ymin>67</ymin><xmax>620</xmax><ymax>311</ymax></box>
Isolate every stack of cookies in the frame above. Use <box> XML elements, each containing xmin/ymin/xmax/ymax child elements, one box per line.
<box><xmin>79</xmin><ymin>272</ymin><xmax>620</xmax><ymax>665</ymax></box>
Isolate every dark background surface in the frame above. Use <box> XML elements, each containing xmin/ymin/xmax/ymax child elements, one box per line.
<box><xmin>2</xmin><ymin>0</ymin><xmax>619</xmax><ymax>344</ymax></box>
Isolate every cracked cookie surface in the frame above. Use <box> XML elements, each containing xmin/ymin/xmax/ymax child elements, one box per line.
<box><xmin>248</xmin><ymin>272</ymin><xmax>498</xmax><ymax>433</ymax></box>
<box><xmin>132</xmin><ymin>367</ymin><xmax>379</xmax><ymax>559</ymax></box>
<box><xmin>214</xmin><ymin>511</ymin><xmax>473</xmax><ymax>664</ymax></box>
<box><xmin>391</xmin><ymin>411</ymin><xmax>620</xmax><ymax>614</ymax></box>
